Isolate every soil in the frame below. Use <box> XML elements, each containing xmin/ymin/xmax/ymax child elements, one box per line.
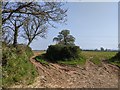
<box><xmin>11</xmin><ymin>51</ymin><xmax>120</xmax><ymax>88</ymax></box>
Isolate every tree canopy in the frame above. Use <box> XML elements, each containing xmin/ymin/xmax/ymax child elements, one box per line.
<box><xmin>53</xmin><ymin>30</ymin><xmax>75</xmax><ymax>45</ymax></box>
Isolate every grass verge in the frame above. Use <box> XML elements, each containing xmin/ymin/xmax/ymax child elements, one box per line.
<box><xmin>35</xmin><ymin>55</ymin><xmax>49</xmax><ymax>65</ymax></box>
<box><xmin>57</xmin><ymin>58</ymin><xmax>86</xmax><ymax>66</ymax></box>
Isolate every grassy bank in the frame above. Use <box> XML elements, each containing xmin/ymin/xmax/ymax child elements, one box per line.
<box><xmin>2</xmin><ymin>44</ymin><xmax>38</xmax><ymax>87</ymax></box>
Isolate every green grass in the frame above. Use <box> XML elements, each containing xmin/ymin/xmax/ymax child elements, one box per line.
<box><xmin>81</xmin><ymin>51</ymin><xmax>117</xmax><ymax>65</ymax></box>
<box><xmin>57</xmin><ymin>51</ymin><xmax>117</xmax><ymax>66</ymax></box>
<box><xmin>90</xmin><ymin>57</ymin><xmax>102</xmax><ymax>65</ymax></box>
<box><xmin>57</xmin><ymin>58</ymin><xmax>86</xmax><ymax>66</ymax></box>
<box><xmin>2</xmin><ymin>44</ymin><xmax>38</xmax><ymax>87</ymax></box>
<box><xmin>35</xmin><ymin>55</ymin><xmax>49</xmax><ymax>65</ymax></box>
<box><xmin>81</xmin><ymin>51</ymin><xmax>117</xmax><ymax>59</ymax></box>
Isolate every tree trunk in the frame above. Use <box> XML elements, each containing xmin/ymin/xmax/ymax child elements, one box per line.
<box><xmin>64</xmin><ymin>37</ymin><xmax>67</xmax><ymax>45</ymax></box>
<box><xmin>27</xmin><ymin>39</ymin><xmax>32</xmax><ymax>46</ymax></box>
<box><xmin>27</xmin><ymin>41</ymin><xmax>31</xmax><ymax>46</ymax></box>
<box><xmin>13</xmin><ymin>27</ymin><xmax>18</xmax><ymax>47</ymax></box>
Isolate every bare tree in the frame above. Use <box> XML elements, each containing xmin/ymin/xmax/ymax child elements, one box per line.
<box><xmin>2</xmin><ymin>2</ymin><xmax>32</xmax><ymax>24</ymax></box>
<box><xmin>22</xmin><ymin>16</ymin><xmax>47</xmax><ymax>46</ymax></box>
<box><xmin>2</xmin><ymin>14</ymin><xmax>25</xmax><ymax>46</ymax></box>
<box><xmin>2</xmin><ymin>2</ymin><xmax>67</xmax><ymax>46</ymax></box>
<box><xmin>2</xmin><ymin>2</ymin><xmax>67</xmax><ymax>25</ymax></box>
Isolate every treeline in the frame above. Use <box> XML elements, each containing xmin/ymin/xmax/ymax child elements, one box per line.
<box><xmin>82</xmin><ymin>49</ymin><xmax>118</xmax><ymax>52</ymax></box>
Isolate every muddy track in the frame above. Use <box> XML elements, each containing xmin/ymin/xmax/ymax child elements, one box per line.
<box><xmin>12</xmin><ymin>52</ymin><xmax>119</xmax><ymax>88</ymax></box>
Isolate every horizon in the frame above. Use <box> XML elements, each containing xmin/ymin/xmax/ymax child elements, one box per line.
<box><xmin>32</xmin><ymin>48</ymin><xmax>118</xmax><ymax>51</ymax></box>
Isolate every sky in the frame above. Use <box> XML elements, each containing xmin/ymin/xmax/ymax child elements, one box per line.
<box><xmin>4</xmin><ymin>0</ymin><xmax>120</xmax><ymax>2</ymax></box>
<box><xmin>21</xmin><ymin>2</ymin><xmax>118</xmax><ymax>50</ymax></box>
<box><xmin>118</xmin><ymin>2</ymin><xmax>120</xmax><ymax>51</ymax></box>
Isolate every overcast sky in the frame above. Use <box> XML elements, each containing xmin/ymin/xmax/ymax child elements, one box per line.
<box><xmin>19</xmin><ymin>2</ymin><xmax>118</xmax><ymax>50</ymax></box>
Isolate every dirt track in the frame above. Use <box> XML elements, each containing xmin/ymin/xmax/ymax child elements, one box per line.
<box><xmin>12</xmin><ymin>51</ymin><xmax>119</xmax><ymax>88</ymax></box>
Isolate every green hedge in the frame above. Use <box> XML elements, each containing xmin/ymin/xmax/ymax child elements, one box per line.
<box><xmin>46</xmin><ymin>45</ymin><xmax>81</xmax><ymax>62</ymax></box>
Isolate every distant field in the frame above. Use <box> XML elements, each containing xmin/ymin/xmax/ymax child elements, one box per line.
<box><xmin>81</xmin><ymin>51</ymin><xmax>117</xmax><ymax>65</ymax></box>
<box><xmin>33</xmin><ymin>50</ymin><xmax>46</xmax><ymax>53</ymax></box>
<box><xmin>33</xmin><ymin>50</ymin><xmax>46</xmax><ymax>55</ymax></box>
<box><xmin>81</xmin><ymin>51</ymin><xmax>117</xmax><ymax>59</ymax></box>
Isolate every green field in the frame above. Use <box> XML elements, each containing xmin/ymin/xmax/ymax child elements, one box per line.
<box><xmin>81</xmin><ymin>51</ymin><xmax>117</xmax><ymax>59</ymax></box>
<box><xmin>81</xmin><ymin>51</ymin><xmax>117</xmax><ymax>65</ymax></box>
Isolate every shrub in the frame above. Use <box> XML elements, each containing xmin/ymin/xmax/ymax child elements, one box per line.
<box><xmin>110</xmin><ymin>52</ymin><xmax>120</xmax><ymax>62</ymax></box>
<box><xmin>46</xmin><ymin>45</ymin><xmax>81</xmax><ymax>62</ymax></box>
<box><xmin>109</xmin><ymin>52</ymin><xmax>120</xmax><ymax>67</ymax></box>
